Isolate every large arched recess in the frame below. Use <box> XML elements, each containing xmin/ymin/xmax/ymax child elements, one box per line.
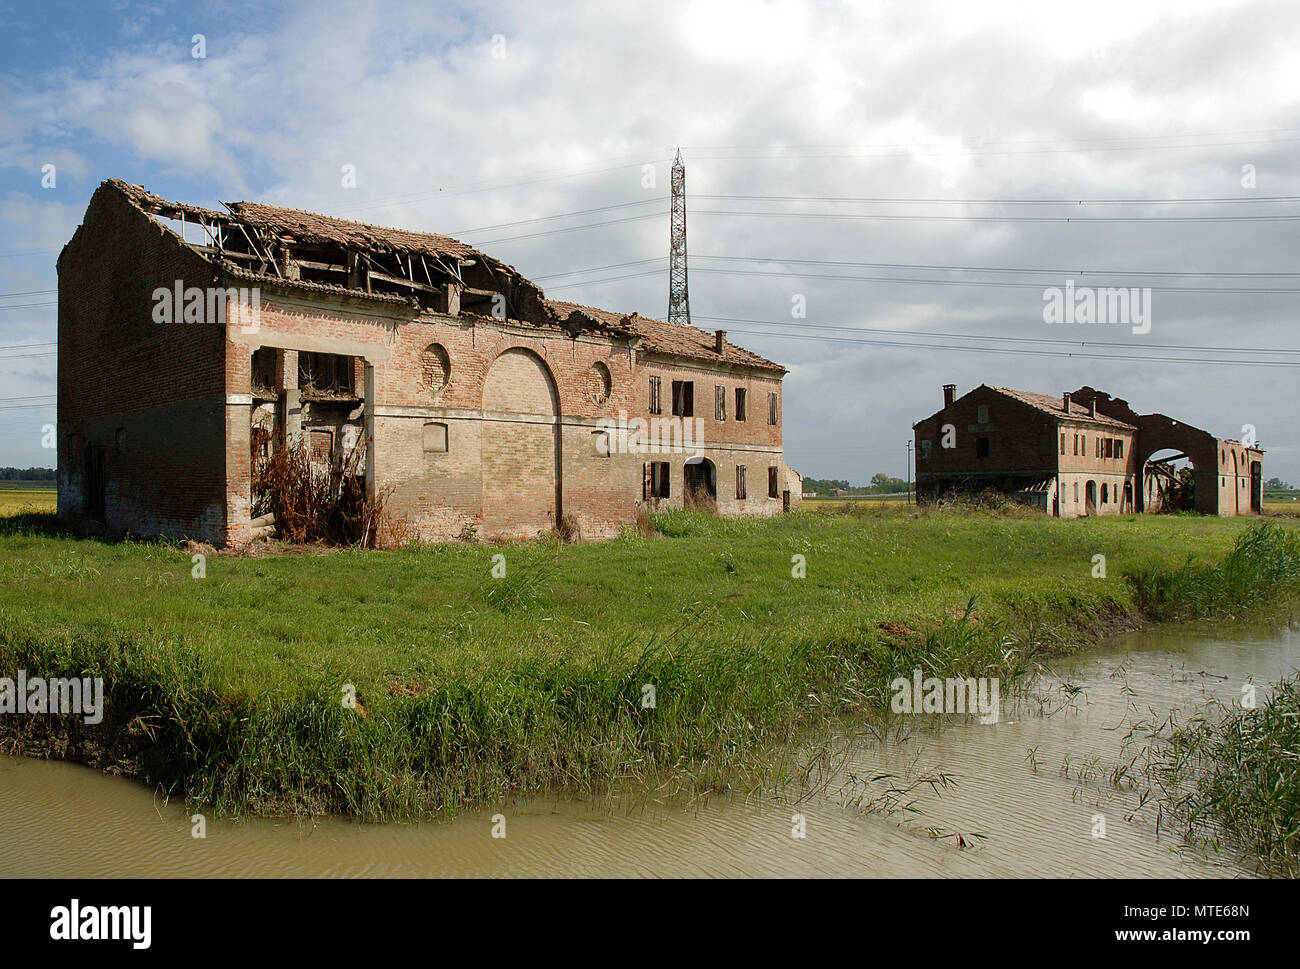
<box><xmin>1134</xmin><ymin>415</ymin><xmax>1218</xmax><ymax>514</ymax></box>
<box><xmin>480</xmin><ymin>347</ymin><xmax>562</xmax><ymax>537</ymax></box>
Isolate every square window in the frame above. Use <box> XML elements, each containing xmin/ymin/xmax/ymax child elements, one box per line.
<box><xmin>422</xmin><ymin>422</ymin><xmax>448</xmax><ymax>453</ymax></box>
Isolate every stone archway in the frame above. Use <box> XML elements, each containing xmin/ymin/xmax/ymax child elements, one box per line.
<box><xmin>480</xmin><ymin>347</ymin><xmax>561</xmax><ymax>538</ymax></box>
<box><xmin>1133</xmin><ymin>415</ymin><xmax>1218</xmax><ymax>514</ymax></box>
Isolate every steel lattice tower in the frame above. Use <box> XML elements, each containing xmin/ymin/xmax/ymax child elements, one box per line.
<box><xmin>668</xmin><ymin>149</ymin><xmax>691</xmax><ymax>325</ymax></box>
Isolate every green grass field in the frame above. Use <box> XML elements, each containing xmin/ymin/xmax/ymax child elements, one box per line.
<box><xmin>0</xmin><ymin>505</ymin><xmax>1284</xmax><ymax>691</ymax></box>
<box><xmin>2</xmin><ymin>503</ymin><xmax>1298</xmax><ymax>819</ymax></box>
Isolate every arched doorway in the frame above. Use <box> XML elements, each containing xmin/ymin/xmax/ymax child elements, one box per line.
<box><xmin>481</xmin><ymin>348</ymin><xmax>561</xmax><ymax>537</ymax></box>
<box><xmin>1085</xmin><ymin>480</ymin><xmax>1097</xmax><ymax>516</ymax></box>
<box><xmin>683</xmin><ymin>456</ymin><xmax>717</xmax><ymax>511</ymax></box>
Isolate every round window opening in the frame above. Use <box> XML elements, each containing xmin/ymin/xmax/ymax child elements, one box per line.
<box><xmin>421</xmin><ymin>343</ymin><xmax>450</xmax><ymax>394</ymax></box>
<box><xmin>589</xmin><ymin>361</ymin><xmax>611</xmax><ymax>405</ymax></box>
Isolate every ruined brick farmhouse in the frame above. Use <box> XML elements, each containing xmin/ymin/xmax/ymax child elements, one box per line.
<box><xmin>58</xmin><ymin>179</ymin><xmax>801</xmax><ymax>545</ymax></box>
<box><xmin>913</xmin><ymin>384</ymin><xmax>1263</xmax><ymax>517</ymax></box>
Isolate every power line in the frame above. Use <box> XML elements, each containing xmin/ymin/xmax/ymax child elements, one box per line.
<box><xmin>539</xmin><ymin>254</ymin><xmax>1300</xmax><ymax>281</ymax></box>
<box><xmin>695</xmin><ymin>314</ymin><xmax>1300</xmax><ymax>355</ymax></box>
<box><xmin>325</xmin><ymin>156</ymin><xmax>672</xmax><ymax>217</ymax></box>
<box><xmin>446</xmin><ymin>197</ymin><xmax>666</xmax><ymax>237</ymax></box>
<box><xmin>0</xmin><ymin>301</ymin><xmax>57</xmax><ymax>311</ymax></box>
<box><xmin>544</xmin><ymin>265</ymin><xmax>1300</xmax><ymax>295</ymax></box>
<box><xmin>718</xmin><ymin>325</ymin><xmax>1300</xmax><ymax>368</ymax></box>
<box><xmin>472</xmin><ymin>211</ymin><xmax>665</xmax><ymax>246</ymax></box>
<box><xmin>690</xmin><ymin>208</ymin><xmax>1300</xmax><ymax>224</ymax></box>
<box><xmin>695</xmin><ymin>193</ymin><xmax>1300</xmax><ymax>207</ymax></box>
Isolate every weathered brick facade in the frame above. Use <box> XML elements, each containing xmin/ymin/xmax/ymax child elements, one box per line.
<box><xmin>913</xmin><ymin>384</ymin><xmax>1263</xmax><ymax>517</ymax></box>
<box><xmin>57</xmin><ymin>180</ymin><xmax>801</xmax><ymax>545</ymax></box>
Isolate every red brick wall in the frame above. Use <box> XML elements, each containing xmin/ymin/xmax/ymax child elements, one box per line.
<box><xmin>57</xmin><ymin>184</ymin><xmax>229</xmax><ymax>541</ymax></box>
<box><xmin>228</xmin><ymin>293</ymin><xmax>793</xmax><ymax>541</ymax></box>
<box><xmin>60</xmin><ymin>189</ymin><xmax>795</xmax><ymax>546</ymax></box>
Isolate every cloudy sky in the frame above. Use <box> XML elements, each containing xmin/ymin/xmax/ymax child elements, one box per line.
<box><xmin>2</xmin><ymin>0</ymin><xmax>1298</xmax><ymax>483</ymax></box>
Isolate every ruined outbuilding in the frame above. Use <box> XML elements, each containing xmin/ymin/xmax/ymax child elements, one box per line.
<box><xmin>912</xmin><ymin>384</ymin><xmax>1263</xmax><ymax>517</ymax></box>
<box><xmin>57</xmin><ymin>179</ymin><xmax>801</xmax><ymax>544</ymax></box>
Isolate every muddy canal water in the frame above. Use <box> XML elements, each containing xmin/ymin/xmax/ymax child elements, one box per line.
<box><xmin>3</xmin><ymin>618</ymin><xmax>1297</xmax><ymax>876</ymax></box>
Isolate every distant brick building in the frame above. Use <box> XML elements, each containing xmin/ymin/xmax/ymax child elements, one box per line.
<box><xmin>57</xmin><ymin>179</ymin><xmax>801</xmax><ymax>545</ymax></box>
<box><xmin>912</xmin><ymin>384</ymin><xmax>1262</xmax><ymax>517</ymax></box>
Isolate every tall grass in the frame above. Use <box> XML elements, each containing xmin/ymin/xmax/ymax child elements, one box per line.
<box><xmin>1137</xmin><ymin>675</ymin><xmax>1300</xmax><ymax>876</ymax></box>
<box><xmin>1125</xmin><ymin>522</ymin><xmax>1300</xmax><ymax>621</ymax></box>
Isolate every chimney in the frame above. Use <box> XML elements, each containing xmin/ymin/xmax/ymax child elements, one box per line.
<box><xmin>943</xmin><ymin>384</ymin><xmax>956</xmax><ymax>407</ymax></box>
<box><xmin>715</xmin><ymin>329</ymin><xmax>726</xmax><ymax>353</ymax></box>
<box><xmin>1089</xmin><ymin>399</ymin><xmax>1097</xmax><ymax>417</ymax></box>
<box><xmin>1063</xmin><ymin>392</ymin><xmax>1072</xmax><ymax>413</ymax></box>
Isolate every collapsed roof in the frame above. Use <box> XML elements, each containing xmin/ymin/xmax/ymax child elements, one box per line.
<box><xmin>991</xmin><ymin>386</ymin><xmax>1138</xmax><ymax>429</ymax></box>
<box><xmin>102</xmin><ymin>179</ymin><xmax>785</xmax><ymax>372</ymax></box>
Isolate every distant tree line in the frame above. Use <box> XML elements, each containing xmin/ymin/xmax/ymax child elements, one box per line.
<box><xmin>803</xmin><ymin>473</ymin><xmax>909</xmax><ymax>495</ymax></box>
<box><xmin>1265</xmin><ymin>477</ymin><xmax>1293</xmax><ymax>491</ymax></box>
<box><xmin>0</xmin><ymin>467</ymin><xmax>56</xmax><ymax>481</ymax></box>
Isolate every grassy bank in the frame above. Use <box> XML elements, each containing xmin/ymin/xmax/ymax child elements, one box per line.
<box><xmin>1</xmin><ymin>505</ymin><xmax>1298</xmax><ymax>820</ymax></box>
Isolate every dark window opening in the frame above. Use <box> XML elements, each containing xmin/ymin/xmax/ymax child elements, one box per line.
<box><xmin>671</xmin><ymin>380</ymin><xmax>694</xmax><ymax>417</ymax></box>
<box><xmin>648</xmin><ymin>376</ymin><xmax>662</xmax><ymax>415</ymax></box>
<box><xmin>252</xmin><ymin>347</ymin><xmax>278</xmax><ymax>397</ymax></box>
<box><xmin>299</xmin><ymin>352</ymin><xmax>355</xmax><ymax>396</ymax></box>
<box><xmin>645</xmin><ymin>461</ymin><xmax>670</xmax><ymax>498</ymax></box>
<box><xmin>736</xmin><ymin>465</ymin><xmax>747</xmax><ymax>500</ymax></box>
<box><xmin>976</xmin><ymin>436</ymin><xmax>990</xmax><ymax>458</ymax></box>
<box><xmin>735</xmin><ymin>388</ymin><xmax>747</xmax><ymax>422</ymax></box>
<box><xmin>768</xmin><ymin>466</ymin><xmax>779</xmax><ymax>498</ymax></box>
